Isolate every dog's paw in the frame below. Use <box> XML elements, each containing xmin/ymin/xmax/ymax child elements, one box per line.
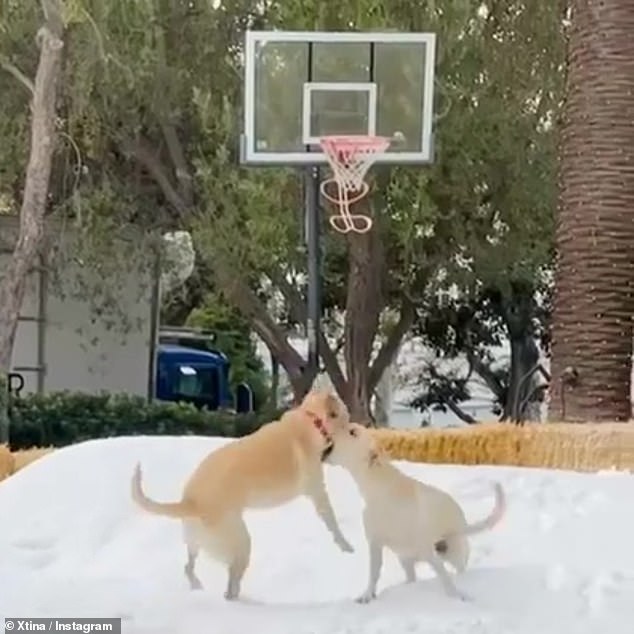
<box><xmin>355</xmin><ymin>591</ymin><xmax>376</xmax><ymax>604</ymax></box>
<box><xmin>452</xmin><ymin>590</ymin><xmax>472</xmax><ymax>602</ymax></box>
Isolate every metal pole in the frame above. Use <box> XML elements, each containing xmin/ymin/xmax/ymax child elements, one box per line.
<box><xmin>146</xmin><ymin>245</ymin><xmax>162</xmax><ymax>402</ymax></box>
<box><xmin>304</xmin><ymin>166</ymin><xmax>321</xmax><ymax>391</ymax></box>
<box><xmin>36</xmin><ymin>252</ymin><xmax>48</xmax><ymax>394</ymax></box>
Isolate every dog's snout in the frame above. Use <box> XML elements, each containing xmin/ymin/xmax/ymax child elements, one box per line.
<box><xmin>434</xmin><ymin>539</ymin><xmax>448</xmax><ymax>554</ymax></box>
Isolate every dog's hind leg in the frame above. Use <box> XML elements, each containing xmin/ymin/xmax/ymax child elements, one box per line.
<box><xmin>182</xmin><ymin>520</ymin><xmax>203</xmax><ymax>590</ymax></box>
<box><xmin>399</xmin><ymin>556</ymin><xmax>417</xmax><ymax>583</ymax></box>
<box><xmin>428</xmin><ymin>552</ymin><xmax>470</xmax><ymax>601</ymax></box>
<box><xmin>185</xmin><ymin>545</ymin><xmax>203</xmax><ymax>590</ymax></box>
<box><xmin>438</xmin><ymin>534</ymin><xmax>469</xmax><ymax>574</ymax></box>
<box><xmin>195</xmin><ymin>512</ymin><xmax>251</xmax><ymax>600</ymax></box>
<box><xmin>222</xmin><ymin>516</ymin><xmax>251</xmax><ymax>601</ymax></box>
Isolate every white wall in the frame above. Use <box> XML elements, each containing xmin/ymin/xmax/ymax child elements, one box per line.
<box><xmin>43</xmin><ymin>259</ymin><xmax>154</xmax><ymax>396</ymax></box>
<box><xmin>4</xmin><ymin>258</ymin><xmax>41</xmax><ymax>394</ymax></box>
<box><xmin>2</xmin><ymin>218</ymin><xmax>156</xmax><ymax>397</ymax></box>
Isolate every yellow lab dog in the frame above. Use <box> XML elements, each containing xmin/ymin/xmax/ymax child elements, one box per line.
<box><xmin>131</xmin><ymin>390</ymin><xmax>354</xmax><ymax>599</ymax></box>
<box><xmin>0</xmin><ymin>444</ymin><xmax>14</xmax><ymax>481</ymax></box>
<box><xmin>328</xmin><ymin>423</ymin><xmax>505</xmax><ymax>603</ymax></box>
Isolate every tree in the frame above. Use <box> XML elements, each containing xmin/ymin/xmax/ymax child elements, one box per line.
<box><xmin>186</xmin><ymin>293</ymin><xmax>270</xmax><ymax>412</ymax></box>
<box><xmin>411</xmin><ymin>278</ymin><xmax>552</xmax><ymax>424</ymax></box>
<box><xmin>0</xmin><ymin>0</ymin><xmax>64</xmax><ymax>374</ymax></box>
<box><xmin>0</xmin><ymin>0</ymin><xmax>564</xmax><ymax>427</ymax></box>
<box><xmin>549</xmin><ymin>0</ymin><xmax>634</xmax><ymax>422</ymax></box>
<box><xmin>403</xmin><ymin>0</ymin><xmax>563</xmax><ymax>425</ymax></box>
<box><xmin>192</xmin><ymin>0</ymin><xmax>564</xmax><ymax>421</ymax></box>
<box><xmin>0</xmin><ymin>0</ymin><xmax>65</xmax><ymax>443</ymax></box>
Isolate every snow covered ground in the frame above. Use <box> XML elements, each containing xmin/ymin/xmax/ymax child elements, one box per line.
<box><xmin>1</xmin><ymin>436</ymin><xmax>633</xmax><ymax>634</ymax></box>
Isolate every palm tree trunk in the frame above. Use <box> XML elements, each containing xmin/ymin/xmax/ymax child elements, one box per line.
<box><xmin>549</xmin><ymin>0</ymin><xmax>634</xmax><ymax>422</ymax></box>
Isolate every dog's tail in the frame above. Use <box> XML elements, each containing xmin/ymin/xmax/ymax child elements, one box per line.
<box><xmin>461</xmin><ymin>482</ymin><xmax>506</xmax><ymax>536</ymax></box>
<box><xmin>131</xmin><ymin>462</ymin><xmax>196</xmax><ymax>519</ymax></box>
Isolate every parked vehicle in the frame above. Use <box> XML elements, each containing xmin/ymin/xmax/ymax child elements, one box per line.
<box><xmin>156</xmin><ymin>327</ymin><xmax>253</xmax><ymax>413</ymax></box>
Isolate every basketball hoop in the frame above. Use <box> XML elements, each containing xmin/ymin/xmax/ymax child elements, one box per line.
<box><xmin>319</xmin><ymin>135</ymin><xmax>391</xmax><ymax>234</ymax></box>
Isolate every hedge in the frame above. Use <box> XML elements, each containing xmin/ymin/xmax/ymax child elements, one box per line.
<box><xmin>5</xmin><ymin>421</ymin><xmax>634</xmax><ymax>483</ymax></box>
<box><xmin>5</xmin><ymin>390</ymin><xmax>285</xmax><ymax>450</ymax></box>
<box><xmin>373</xmin><ymin>422</ymin><xmax>634</xmax><ymax>472</ymax></box>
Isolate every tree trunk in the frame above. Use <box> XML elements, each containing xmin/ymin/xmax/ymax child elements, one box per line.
<box><xmin>342</xmin><ymin>200</ymin><xmax>385</xmax><ymax>423</ymax></box>
<box><xmin>270</xmin><ymin>353</ymin><xmax>279</xmax><ymax>408</ymax></box>
<box><xmin>0</xmin><ymin>2</ymin><xmax>64</xmax><ymax>443</ymax></box>
<box><xmin>373</xmin><ymin>358</ymin><xmax>394</xmax><ymax>427</ymax></box>
<box><xmin>549</xmin><ymin>0</ymin><xmax>634</xmax><ymax>422</ymax></box>
<box><xmin>504</xmin><ymin>335</ymin><xmax>540</xmax><ymax>423</ymax></box>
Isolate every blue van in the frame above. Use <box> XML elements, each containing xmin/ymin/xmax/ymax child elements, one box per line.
<box><xmin>155</xmin><ymin>328</ymin><xmax>254</xmax><ymax>413</ymax></box>
<box><xmin>156</xmin><ymin>344</ymin><xmax>234</xmax><ymax>410</ymax></box>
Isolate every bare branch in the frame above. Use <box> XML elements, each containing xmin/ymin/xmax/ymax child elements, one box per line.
<box><xmin>0</xmin><ymin>58</ymin><xmax>35</xmax><ymax>94</ymax></box>
<box><xmin>368</xmin><ymin>297</ymin><xmax>416</xmax><ymax>393</ymax></box>
<box><xmin>41</xmin><ymin>0</ymin><xmax>64</xmax><ymax>33</ymax></box>
<box><xmin>122</xmin><ymin>131</ymin><xmax>304</xmax><ymax>389</ymax></box>
<box><xmin>466</xmin><ymin>349</ymin><xmax>505</xmax><ymax>399</ymax></box>
<box><xmin>120</xmin><ymin>137</ymin><xmax>188</xmax><ymax>215</ymax></box>
<box><xmin>271</xmin><ymin>270</ymin><xmax>347</xmax><ymax>395</ymax></box>
<box><xmin>445</xmin><ymin>400</ymin><xmax>478</xmax><ymax>425</ymax></box>
<box><xmin>424</xmin><ymin>363</ymin><xmax>478</xmax><ymax>425</ymax></box>
<box><xmin>159</xmin><ymin>118</ymin><xmax>194</xmax><ymax>206</ymax></box>
<box><xmin>210</xmin><ymin>261</ymin><xmax>306</xmax><ymax>384</ymax></box>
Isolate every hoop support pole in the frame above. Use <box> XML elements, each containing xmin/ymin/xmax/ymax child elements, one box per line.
<box><xmin>304</xmin><ymin>166</ymin><xmax>321</xmax><ymax>391</ymax></box>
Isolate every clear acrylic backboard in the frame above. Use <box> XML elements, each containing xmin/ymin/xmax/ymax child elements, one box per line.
<box><xmin>241</xmin><ymin>30</ymin><xmax>437</xmax><ymax>166</ymax></box>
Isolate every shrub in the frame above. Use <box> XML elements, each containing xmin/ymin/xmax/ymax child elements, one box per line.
<box><xmin>186</xmin><ymin>295</ymin><xmax>271</xmax><ymax>411</ymax></box>
<box><xmin>6</xmin><ymin>390</ymin><xmax>285</xmax><ymax>450</ymax></box>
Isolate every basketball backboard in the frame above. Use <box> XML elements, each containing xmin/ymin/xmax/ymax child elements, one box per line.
<box><xmin>241</xmin><ymin>30</ymin><xmax>437</xmax><ymax>166</ymax></box>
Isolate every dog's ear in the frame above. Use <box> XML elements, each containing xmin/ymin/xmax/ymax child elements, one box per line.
<box><xmin>324</xmin><ymin>393</ymin><xmax>341</xmax><ymax>417</ymax></box>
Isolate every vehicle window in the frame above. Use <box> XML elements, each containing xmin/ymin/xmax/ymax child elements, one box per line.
<box><xmin>176</xmin><ymin>365</ymin><xmax>219</xmax><ymax>398</ymax></box>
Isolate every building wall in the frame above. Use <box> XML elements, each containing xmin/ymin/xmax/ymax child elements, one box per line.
<box><xmin>43</xmin><ymin>259</ymin><xmax>154</xmax><ymax>396</ymax></box>
<box><xmin>6</xmin><ymin>261</ymin><xmax>41</xmax><ymax>394</ymax></box>
<box><xmin>1</xmin><ymin>217</ymin><xmax>157</xmax><ymax>398</ymax></box>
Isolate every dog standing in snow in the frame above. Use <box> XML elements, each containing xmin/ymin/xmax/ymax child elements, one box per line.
<box><xmin>328</xmin><ymin>423</ymin><xmax>506</xmax><ymax>603</ymax></box>
<box><xmin>130</xmin><ymin>390</ymin><xmax>354</xmax><ymax>600</ymax></box>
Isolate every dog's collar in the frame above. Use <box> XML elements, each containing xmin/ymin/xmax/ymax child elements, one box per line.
<box><xmin>308</xmin><ymin>412</ymin><xmax>331</xmax><ymax>441</ymax></box>
<box><xmin>307</xmin><ymin>412</ymin><xmax>334</xmax><ymax>462</ymax></box>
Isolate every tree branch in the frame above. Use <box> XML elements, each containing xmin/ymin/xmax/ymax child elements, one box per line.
<box><xmin>124</xmin><ymin>138</ymin><xmax>306</xmax><ymax>390</ymax></box>
<box><xmin>0</xmin><ymin>58</ymin><xmax>35</xmax><ymax>94</ymax></box>
<box><xmin>119</xmin><ymin>136</ymin><xmax>188</xmax><ymax>215</ymax></box>
<box><xmin>466</xmin><ymin>349</ymin><xmax>505</xmax><ymax>399</ymax></box>
<box><xmin>159</xmin><ymin>118</ymin><xmax>194</xmax><ymax>206</ymax></box>
<box><xmin>445</xmin><ymin>399</ymin><xmax>478</xmax><ymax>425</ymax></box>
<box><xmin>202</xmin><ymin>256</ymin><xmax>307</xmax><ymax>389</ymax></box>
<box><xmin>41</xmin><ymin>0</ymin><xmax>64</xmax><ymax>31</ymax></box>
<box><xmin>367</xmin><ymin>296</ymin><xmax>416</xmax><ymax>394</ymax></box>
<box><xmin>150</xmin><ymin>3</ymin><xmax>194</xmax><ymax>209</ymax></box>
<box><xmin>271</xmin><ymin>269</ymin><xmax>348</xmax><ymax>395</ymax></box>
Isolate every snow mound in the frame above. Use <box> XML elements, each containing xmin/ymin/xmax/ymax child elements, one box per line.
<box><xmin>1</xmin><ymin>435</ymin><xmax>634</xmax><ymax>634</ymax></box>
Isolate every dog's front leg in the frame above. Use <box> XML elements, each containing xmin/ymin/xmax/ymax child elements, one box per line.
<box><xmin>357</xmin><ymin>540</ymin><xmax>383</xmax><ymax>603</ymax></box>
<box><xmin>306</xmin><ymin>479</ymin><xmax>353</xmax><ymax>553</ymax></box>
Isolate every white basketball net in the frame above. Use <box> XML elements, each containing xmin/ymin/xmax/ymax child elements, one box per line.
<box><xmin>319</xmin><ymin>135</ymin><xmax>391</xmax><ymax>234</ymax></box>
